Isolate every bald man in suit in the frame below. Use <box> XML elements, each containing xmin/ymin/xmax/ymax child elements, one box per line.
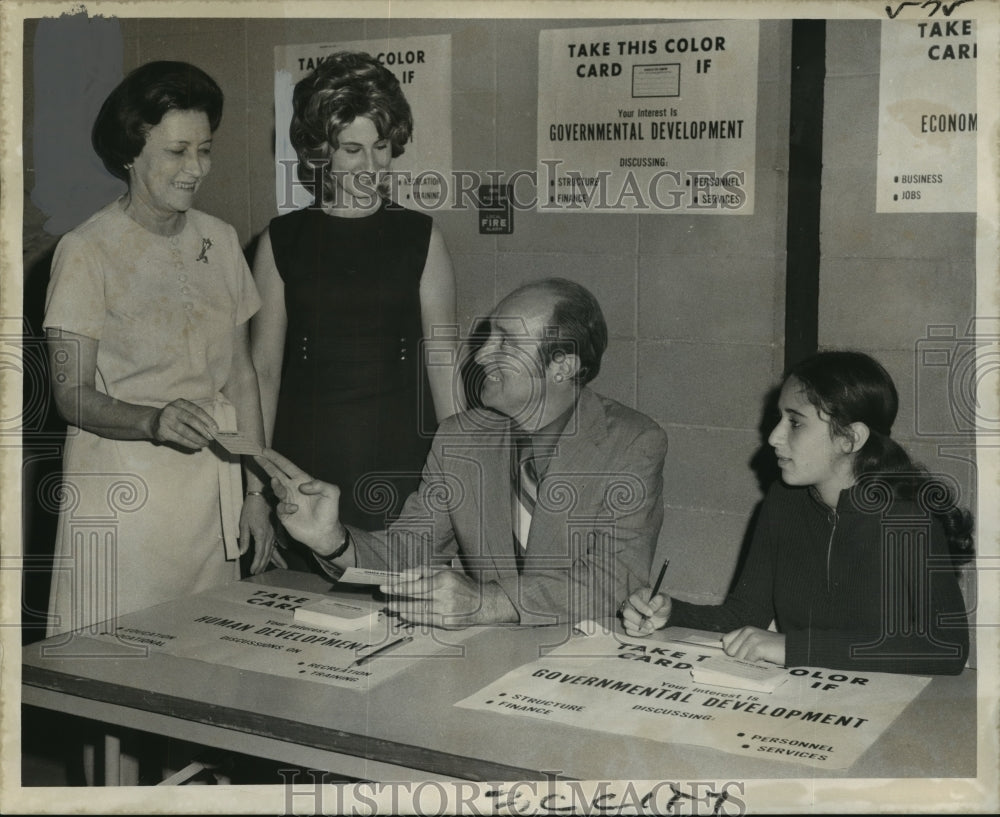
<box><xmin>258</xmin><ymin>278</ymin><xmax>667</xmax><ymax>628</ymax></box>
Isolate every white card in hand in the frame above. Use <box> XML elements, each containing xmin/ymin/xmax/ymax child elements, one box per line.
<box><xmin>212</xmin><ymin>430</ymin><xmax>263</xmax><ymax>455</ymax></box>
<box><xmin>337</xmin><ymin>567</ymin><xmax>419</xmax><ymax>586</ymax></box>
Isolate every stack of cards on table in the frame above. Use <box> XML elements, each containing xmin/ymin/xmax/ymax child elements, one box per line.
<box><xmin>689</xmin><ymin>654</ymin><xmax>789</xmax><ymax>693</ymax></box>
<box><xmin>294</xmin><ymin>598</ymin><xmax>383</xmax><ymax>632</ymax></box>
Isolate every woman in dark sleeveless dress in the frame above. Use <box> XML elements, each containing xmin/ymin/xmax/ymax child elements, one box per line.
<box><xmin>252</xmin><ymin>52</ymin><xmax>459</xmax><ymax>554</ymax></box>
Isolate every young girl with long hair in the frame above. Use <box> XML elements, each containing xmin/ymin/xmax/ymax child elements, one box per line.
<box><xmin>622</xmin><ymin>351</ymin><xmax>972</xmax><ymax>675</ymax></box>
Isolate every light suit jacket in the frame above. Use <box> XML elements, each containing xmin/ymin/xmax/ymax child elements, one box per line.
<box><xmin>343</xmin><ymin>388</ymin><xmax>668</xmax><ymax>625</ymax></box>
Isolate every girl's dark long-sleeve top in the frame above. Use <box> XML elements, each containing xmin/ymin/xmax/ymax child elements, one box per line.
<box><xmin>669</xmin><ymin>481</ymin><xmax>969</xmax><ymax>675</ymax></box>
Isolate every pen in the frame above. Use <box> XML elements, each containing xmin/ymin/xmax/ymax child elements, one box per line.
<box><xmin>352</xmin><ymin>635</ymin><xmax>414</xmax><ymax>667</ymax></box>
<box><xmin>641</xmin><ymin>559</ymin><xmax>670</xmax><ymax>627</ymax></box>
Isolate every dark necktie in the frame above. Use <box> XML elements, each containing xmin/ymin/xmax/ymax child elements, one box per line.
<box><xmin>511</xmin><ymin>436</ymin><xmax>538</xmax><ymax>569</ymax></box>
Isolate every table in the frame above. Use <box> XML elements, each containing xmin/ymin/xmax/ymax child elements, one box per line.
<box><xmin>22</xmin><ymin>570</ymin><xmax>978</xmax><ymax>784</ymax></box>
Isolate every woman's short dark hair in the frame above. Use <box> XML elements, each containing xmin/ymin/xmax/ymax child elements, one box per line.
<box><xmin>289</xmin><ymin>51</ymin><xmax>413</xmax><ymax>196</ymax></box>
<box><xmin>520</xmin><ymin>278</ymin><xmax>607</xmax><ymax>386</ymax></box>
<box><xmin>92</xmin><ymin>61</ymin><xmax>224</xmax><ymax>182</ymax></box>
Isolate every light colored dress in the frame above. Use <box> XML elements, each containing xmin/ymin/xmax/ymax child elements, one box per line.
<box><xmin>43</xmin><ymin>201</ymin><xmax>261</xmax><ymax>636</ymax></box>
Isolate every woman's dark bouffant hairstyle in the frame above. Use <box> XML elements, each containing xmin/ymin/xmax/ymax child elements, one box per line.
<box><xmin>787</xmin><ymin>350</ymin><xmax>974</xmax><ymax>557</ymax></box>
<box><xmin>92</xmin><ymin>61</ymin><xmax>224</xmax><ymax>182</ymax></box>
<box><xmin>289</xmin><ymin>51</ymin><xmax>413</xmax><ymax>196</ymax></box>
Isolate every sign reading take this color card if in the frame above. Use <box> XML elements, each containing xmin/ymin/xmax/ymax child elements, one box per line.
<box><xmin>537</xmin><ymin>21</ymin><xmax>759</xmax><ymax>214</ymax></box>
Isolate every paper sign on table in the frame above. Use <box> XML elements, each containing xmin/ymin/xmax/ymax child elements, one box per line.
<box><xmin>89</xmin><ymin>581</ymin><xmax>471</xmax><ymax>689</ymax></box>
<box><xmin>455</xmin><ymin>632</ymin><xmax>931</xmax><ymax>770</ymax></box>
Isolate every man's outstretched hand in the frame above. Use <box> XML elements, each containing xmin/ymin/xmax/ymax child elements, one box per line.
<box><xmin>254</xmin><ymin>448</ymin><xmax>347</xmax><ymax>558</ymax></box>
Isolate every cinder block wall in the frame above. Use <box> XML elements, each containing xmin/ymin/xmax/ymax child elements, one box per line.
<box><xmin>26</xmin><ymin>16</ymin><xmax>974</xmax><ymax>611</ymax></box>
<box><xmin>821</xmin><ymin>21</ymin><xmax>977</xmax><ymax>505</ymax></box>
<box><xmin>820</xmin><ymin>21</ymin><xmax>978</xmax><ymax>650</ymax></box>
<box><xmin>20</xmin><ymin>16</ymin><xmax>790</xmax><ymax>603</ymax></box>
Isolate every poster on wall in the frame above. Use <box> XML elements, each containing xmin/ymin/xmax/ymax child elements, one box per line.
<box><xmin>537</xmin><ymin>21</ymin><xmax>759</xmax><ymax>215</ymax></box>
<box><xmin>274</xmin><ymin>35</ymin><xmax>452</xmax><ymax>213</ymax></box>
<box><xmin>876</xmin><ymin>20</ymin><xmax>977</xmax><ymax>213</ymax></box>
<box><xmin>4</xmin><ymin>2</ymin><xmax>999</xmax><ymax>816</ymax></box>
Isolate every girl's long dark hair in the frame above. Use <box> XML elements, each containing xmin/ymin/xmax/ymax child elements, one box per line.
<box><xmin>787</xmin><ymin>351</ymin><xmax>974</xmax><ymax>558</ymax></box>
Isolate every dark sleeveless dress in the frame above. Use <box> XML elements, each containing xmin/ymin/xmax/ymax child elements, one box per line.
<box><xmin>268</xmin><ymin>202</ymin><xmax>437</xmax><ymax>532</ymax></box>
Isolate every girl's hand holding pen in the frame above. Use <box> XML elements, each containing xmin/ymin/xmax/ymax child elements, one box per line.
<box><xmin>621</xmin><ymin>588</ymin><xmax>671</xmax><ymax>637</ymax></box>
<box><xmin>621</xmin><ymin>559</ymin><xmax>671</xmax><ymax>637</ymax></box>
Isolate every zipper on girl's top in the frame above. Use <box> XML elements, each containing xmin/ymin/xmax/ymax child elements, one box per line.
<box><xmin>825</xmin><ymin>509</ymin><xmax>838</xmax><ymax>592</ymax></box>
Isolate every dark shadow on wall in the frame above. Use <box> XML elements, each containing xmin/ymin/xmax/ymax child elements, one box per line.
<box><xmin>459</xmin><ymin>317</ymin><xmax>490</xmax><ymax>412</ymax></box>
<box><xmin>725</xmin><ymin>384</ymin><xmax>782</xmax><ymax>596</ymax></box>
<box><xmin>21</xmin><ymin>242</ymin><xmax>66</xmax><ymax>645</ymax></box>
